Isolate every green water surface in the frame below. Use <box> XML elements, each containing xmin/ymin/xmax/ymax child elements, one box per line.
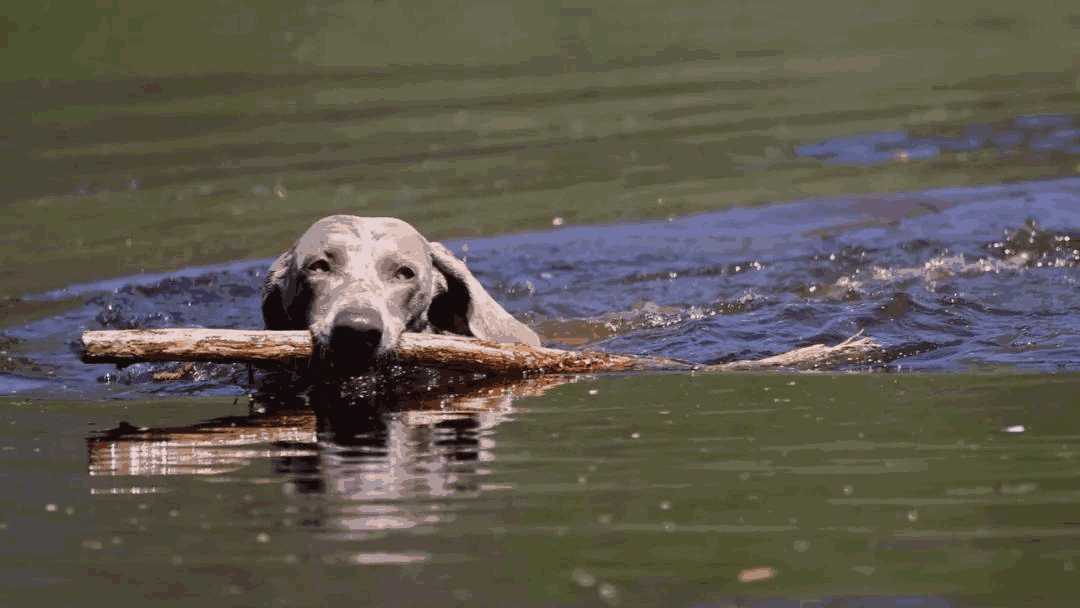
<box><xmin>2</xmin><ymin>373</ymin><xmax>1079</xmax><ymax>606</ymax></box>
<box><xmin>3</xmin><ymin>1</ymin><xmax>1080</xmax><ymax>297</ymax></box>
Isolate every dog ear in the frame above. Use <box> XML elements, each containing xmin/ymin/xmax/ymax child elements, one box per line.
<box><xmin>261</xmin><ymin>250</ymin><xmax>309</xmax><ymax>330</ymax></box>
<box><xmin>427</xmin><ymin>242</ymin><xmax>541</xmax><ymax>346</ymax></box>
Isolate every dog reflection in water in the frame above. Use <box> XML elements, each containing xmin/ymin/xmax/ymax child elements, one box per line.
<box><xmin>87</xmin><ymin>373</ymin><xmax>573</xmax><ymax>532</ymax></box>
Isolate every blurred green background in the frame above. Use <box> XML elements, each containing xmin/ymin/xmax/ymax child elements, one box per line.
<box><xmin>2</xmin><ymin>1</ymin><xmax>1079</xmax><ymax>297</ymax></box>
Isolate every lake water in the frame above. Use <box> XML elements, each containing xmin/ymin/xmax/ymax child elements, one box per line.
<box><xmin>3</xmin><ymin>2</ymin><xmax>1080</xmax><ymax>606</ymax></box>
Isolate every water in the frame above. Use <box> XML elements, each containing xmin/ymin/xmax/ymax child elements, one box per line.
<box><xmin>5</xmin><ymin>176</ymin><xmax>1080</xmax><ymax>398</ymax></box>
<box><xmin>4</xmin><ymin>2</ymin><xmax>1080</xmax><ymax>297</ymax></box>
<box><xmin>4</xmin><ymin>374</ymin><xmax>1080</xmax><ymax>606</ymax></box>
<box><xmin>3</xmin><ymin>175</ymin><xmax>1080</xmax><ymax>606</ymax></box>
<box><xmin>4</xmin><ymin>2</ymin><xmax>1080</xmax><ymax>605</ymax></box>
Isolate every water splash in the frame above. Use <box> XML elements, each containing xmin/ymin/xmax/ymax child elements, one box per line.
<box><xmin>4</xmin><ymin>177</ymin><xmax>1080</xmax><ymax>396</ymax></box>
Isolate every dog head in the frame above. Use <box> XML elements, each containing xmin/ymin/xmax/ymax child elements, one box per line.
<box><xmin>261</xmin><ymin>216</ymin><xmax>539</xmax><ymax>375</ymax></box>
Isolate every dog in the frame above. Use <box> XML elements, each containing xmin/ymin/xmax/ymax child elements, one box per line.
<box><xmin>261</xmin><ymin>216</ymin><xmax>540</xmax><ymax>374</ymax></box>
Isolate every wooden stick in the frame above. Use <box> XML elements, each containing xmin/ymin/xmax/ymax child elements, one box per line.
<box><xmin>79</xmin><ymin>328</ymin><xmax>882</xmax><ymax>375</ymax></box>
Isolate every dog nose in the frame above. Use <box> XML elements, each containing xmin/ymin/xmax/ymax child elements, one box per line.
<box><xmin>328</xmin><ymin>309</ymin><xmax>384</xmax><ymax>361</ymax></box>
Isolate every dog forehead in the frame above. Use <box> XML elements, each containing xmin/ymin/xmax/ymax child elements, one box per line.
<box><xmin>296</xmin><ymin>216</ymin><xmax>428</xmax><ymax>256</ymax></box>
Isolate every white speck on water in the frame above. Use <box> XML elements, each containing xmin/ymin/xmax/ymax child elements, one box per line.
<box><xmin>597</xmin><ymin>582</ymin><xmax>619</xmax><ymax>605</ymax></box>
<box><xmin>571</xmin><ymin>568</ymin><xmax>596</xmax><ymax>588</ymax></box>
<box><xmin>168</xmin><ymin>509</ymin><xmax>179</xmax><ymax>518</ymax></box>
<box><xmin>597</xmin><ymin>514</ymin><xmax>613</xmax><ymax>525</ymax></box>
<box><xmin>64</xmin><ymin>506</ymin><xmax>75</xmax><ymax>516</ymax></box>
<box><xmin>1004</xmin><ymin>425</ymin><xmax>1026</xmax><ymax>433</ymax></box>
<box><xmin>842</xmin><ymin>485</ymin><xmax>855</xmax><ymax>496</ymax></box>
<box><xmin>256</xmin><ymin>532</ymin><xmax>271</xmax><ymax>543</ymax></box>
<box><xmin>45</xmin><ymin>504</ymin><xmax>57</xmax><ymax>512</ymax></box>
<box><xmin>552</xmin><ymin>217</ymin><xmax>565</xmax><ymax>226</ymax></box>
<box><xmin>577</xmin><ymin>475</ymin><xmax>588</xmax><ymax>485</ymax></box>
<box><xmin>630</xmin><ymin>432</ymin><xmax>641</xmax><ymax>439</ymax></box>
<box><xmin>588</xmin><ymin>389</ymin><xmax>599</xmax><ymax>395</ymax></box>
<box><xmin>794</xmin><ymin>539</ymin><xmax>810</xmax><ymax>552</ymax></box>
<box><xmin>853</xmin><ymin>565</ymin><xmax>876</xmax><ymax>576</ymax></box>
<box><xmin>737</xmin><ymin>566</ymin><xmax>776</xmax><ymax>583</ymax></box>
<box><xmin>659</xmin><ymin>501</ymin><xmax>672</xmax><ymax>511</ymax></box>
<box><xmin>906</xmin><ymin>509</ymin><xmax>919</xmax><ymax>522</ymax></box>
<box><xmin>82</xmin><ymin>539</ymin><xmax>104</xmax><ymax>550</ymax></box>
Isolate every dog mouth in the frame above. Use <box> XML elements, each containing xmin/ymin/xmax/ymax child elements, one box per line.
<box><xmin>311</xmin><ymin>327</ymin><xmax>391</xmax><ymax>377</ymax></box>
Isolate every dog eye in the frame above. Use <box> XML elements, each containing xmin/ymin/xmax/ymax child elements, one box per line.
<box><xmin>394</xmin><ymin>266</ymin><xmax>416</xmax><ymax>281</ymax></box>
<box><xmin>306</xmin><ymin>259</ymin><xmax>331</xmax><ymax>274</ymax></box>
